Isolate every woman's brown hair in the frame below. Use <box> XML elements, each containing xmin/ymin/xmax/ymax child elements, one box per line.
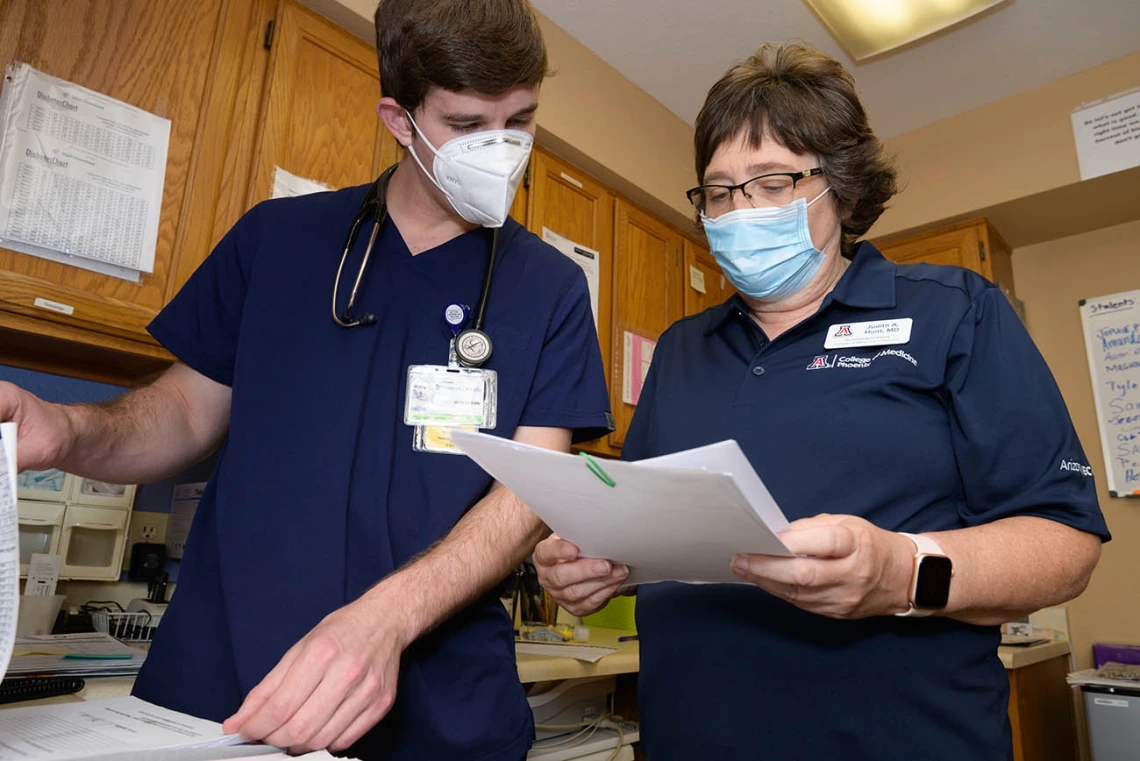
<box><xmin>694</xmin><ymin>43</ymin><xmax>898</xmax><ymax>251</ymax></box>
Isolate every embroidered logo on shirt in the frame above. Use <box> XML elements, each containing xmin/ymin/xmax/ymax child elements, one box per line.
<box><xmin>805</xmin><ymin>350</ymin><xmax>918</xmax><ymax>371</ymax></box>
<box><xmin>1059</xmin><ymin>460</ymin><xmax>1093</xmax><ymax>477</ymax></box>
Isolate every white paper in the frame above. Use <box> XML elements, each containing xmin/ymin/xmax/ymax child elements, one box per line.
<box><xmin>514</xmin><ymin>642</ymin><xmax>618</xmax><ymax>663</ymax></box>
<box><xmin>166</xmin><ymin>481</ymin><xmax>206</xmax><ymax>560</ymax></box>
<box><xmin>0</xmin><ymin>62</ymin><xmax>170</xmax><ymax>274</ymax></box>
<box><xmin>0</xmin><ymin>696</ymin><xmax>241</xmax><ymax>760</ymax></box>
<box><xmin>1</xmin><ymin>235</ymin><xmax>141</xmax><ymax>282</ymax></box>
<box><xmin>24</xmin><ymin>552</ymin><xmax>61</xmax><ymax>596</ymax></box>
<box><xmin>7</xmin><ymin>632</ymin><xmax>146</xmax><ymax>677</ymax></box>
<box><xmin>271</xmin><ymin>166</ymin><xmax>330</xmax><ymax>199</ymax></box>
<box><xmin>452</xmin><ymin>431</ymin><xmax>792</xmax><ymax>585</ymax></box>
<box><xmin>0</xmin><ymin>421</ymin><xmax>19</xmax><ymax>680</ymax></box>
<box><xmin>1071</xmin><ymin>87</ymin><xmax>1140</xmax><ymax>180</ymax></box>
<box><xmin>542</xmin><ymin>228</ymin><xmax>600</xmax><ymax>332</ymax></box>
<box><xmin>688</xmin><ymin>265</ymin><xmax>706</xmax><ymax>294</ymax></box>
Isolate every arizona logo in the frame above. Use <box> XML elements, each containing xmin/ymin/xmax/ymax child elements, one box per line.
<box><xmin>834</xmin><ymin>325</ymin><xmax>853</xmax><ymax>337</ymax></box>
<box><xmin>806</xmin><ymin>355</ymin><xmax>835</xmax><ymax>370</ymax></box>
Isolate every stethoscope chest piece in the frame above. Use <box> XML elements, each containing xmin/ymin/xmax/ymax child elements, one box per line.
<box><xmin>455</xmin><ymin>328</ymin><xmax>493</xmax><ymax>367</ymax></box>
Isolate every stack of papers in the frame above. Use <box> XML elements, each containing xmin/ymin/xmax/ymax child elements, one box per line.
<box><xmin>8</xmin><ymin>632</ymin><xmax>146</xmax><ymax>677</ymax></box>
<box><xmin>452</xmin><ymin>431</ymin><xmax>792</xmax><ymax>585</ymax></box>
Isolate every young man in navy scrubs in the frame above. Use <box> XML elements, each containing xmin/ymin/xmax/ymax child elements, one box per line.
<box><xmin>0</xmin><ymin>2</ymin><xmax>611</xmax><ymax>759</ymax></box>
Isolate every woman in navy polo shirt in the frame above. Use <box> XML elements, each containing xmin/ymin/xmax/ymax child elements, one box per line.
<box><xmin>535</xmin><ymin>43</ymin><xmax>1108</xmax><ymax>761</ymax></box>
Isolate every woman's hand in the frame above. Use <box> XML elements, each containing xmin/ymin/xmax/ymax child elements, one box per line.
<box><xmin>732</xmin><ymin>514</ymin><xmax>914</xmax><ymax>619</ymax></box>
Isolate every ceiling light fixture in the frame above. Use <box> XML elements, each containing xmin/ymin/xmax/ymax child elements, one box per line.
<box><xmin>803</xmin><ymin>0</ymin><xmax>1008</xmax><ymax>61</ymax></box>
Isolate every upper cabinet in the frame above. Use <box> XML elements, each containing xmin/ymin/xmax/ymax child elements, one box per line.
<box><xmin>683</xmin><ymin>239</ymin><xmax>733</xmax><ymax>317</ymax></box>
<box><xmin>246</xmin><ymin>0</ymin><xmax>399</xmax><ymax>208</ymax></box>
<box><xmin>609</xmin><ymin>200</ymin><xmax>684</xmax><ymax>450</ymax></box>
<box><xmin>0</xmin><ymin>0</ymin><xmax>239</xmax><ymax>377</ymax></box>
<box><xmin>875</xmin><ymin>218</ymin><xmax>1015</xmax><ymax>297</ymax></box>
<box><xmin>526</xmin><ymin>149</ymin><xmax>616</xmax><ymax>455</ymax></box>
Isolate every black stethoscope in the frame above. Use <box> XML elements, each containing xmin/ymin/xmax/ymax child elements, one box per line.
<box><xmin>331</xmin><ymin>163</ymin><xmax>500</xmax><ymax>368</ymax></box>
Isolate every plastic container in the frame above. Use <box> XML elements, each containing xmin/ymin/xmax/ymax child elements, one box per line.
<box><xmin>16</xmin><ymin>594</ymin><xmax>66</xmax><ymax>635</ymax></box>
<box><xmin>582</xmin><ymin>594</ymin><xmax>636</xmax><ymax>633</ymax></box>
<box><xmin>1093</xmin><ymin>642</ymin><xmax>1140</xmax><ymax>669</ymax></box>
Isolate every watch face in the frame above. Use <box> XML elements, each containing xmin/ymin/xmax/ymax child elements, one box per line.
<box><xmin>914</xmin><ymin>555</ymin><xmax>953</xmax><ymax>609</ymax></box>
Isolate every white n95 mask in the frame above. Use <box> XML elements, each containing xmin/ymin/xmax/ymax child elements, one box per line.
<box><xmin>405</xmin><ymin>111</ymin><xmax>533</xmax><ymax>228</ymax></box>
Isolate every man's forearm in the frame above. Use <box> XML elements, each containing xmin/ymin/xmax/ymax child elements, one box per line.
<box><xmin>365</xmin><ymin>484</ymin><xmax>546</xmax><ymax>647</ymax></box>
<box><xmin>358</xmin><ymin>426</ymin><xmax>571</xmax><ymax>647</ymax></box>
<box><xmin>59</xmin><ymin>363</ymin><xmax>231</xmax><ymax>484</ymax></box>
<box><xmin>931</xmin><ymin>516</ymin><xmax>1102</xmax><ymax>626</ymax></box>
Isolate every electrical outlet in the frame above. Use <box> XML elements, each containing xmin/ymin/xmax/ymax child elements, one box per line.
<box><xmin>123</xmin><ymin>512</ymin><xmax>169</xmax><ymax>572</ymax></box>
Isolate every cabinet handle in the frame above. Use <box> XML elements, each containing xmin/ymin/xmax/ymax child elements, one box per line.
<box><xmin>72</xmin><ymin>522</ymin><xmax>117</xmax><ymax>529</ymax></box>
<box><xmin>19</xmin><ymin>518</ymin><xmax>52</xmax><ymax>525</ymax></box>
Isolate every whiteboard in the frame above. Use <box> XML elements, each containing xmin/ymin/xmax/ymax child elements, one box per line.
<box><xmin>1079</xmin><ymin>289</ymin><xmax>1140</xmax><ymax>497</ymax></box>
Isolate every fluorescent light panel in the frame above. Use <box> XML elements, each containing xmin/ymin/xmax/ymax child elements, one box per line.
<box><xmin>804</xmin><ymin>0</ymin><xmax>1005</xmax><ymax>60</ymax></box>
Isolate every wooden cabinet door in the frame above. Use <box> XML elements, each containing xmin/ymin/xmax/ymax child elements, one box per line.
<box><xmin>610</xmin><ymin>199</ymin><xmax>683</xmax><ymax>450</ymax></box>
<box><xmin>0</xmin><ymin>0</ymin><xmax>231</xmax><ymax>341</ymax></box>
<box><xmin>247</xmin><ymin>0</ymin><xmax>399</xmax><ymax>207</ymax></box>
<box><xmin>527</xmin><ymin>150</ymin><xmax>616</xmax><ymax>451</ymax></box>
<box><xmin>877</xmin><ymin>223</ymin><xmax>985</xmax><ymax>274</ymax></box>
<box><xmin>683</xmin><ymin>239</ymin><xmax>734</xmax><ymax>316</ymax></box>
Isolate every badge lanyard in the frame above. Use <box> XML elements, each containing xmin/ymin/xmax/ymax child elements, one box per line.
<box><xmin>331</xmin><ymin>166</ymin><xmax>503</xmax><ymax>454</ymax></box>
<box><xmin>405</xmin><ymin>304</ymin><xmax>500</xmax><ymax>455</ymax></box>
<box><xmin>332</xmin><ymin>164</ymin><xmax>500</xmax><ymax>371</ymax></box>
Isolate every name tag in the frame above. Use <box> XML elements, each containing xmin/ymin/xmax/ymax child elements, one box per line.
<box><xmin>824</xmin><ymin>318</ymin><xmax>913</xmax><ymax>349</ymax></box>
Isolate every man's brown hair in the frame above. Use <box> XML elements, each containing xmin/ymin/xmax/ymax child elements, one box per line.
<box><xmin>375</xmin><ymin>0</ymin><xmax>549</xmax><ymax>112</ymax></box>
<box><xmin>694</xmin><ymin>43</ymin><xmax>897</xmax><ymax>251</ymax></box>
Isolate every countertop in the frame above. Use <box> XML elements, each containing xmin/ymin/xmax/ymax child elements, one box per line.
<box><xmin>516</xmin><ymin>627</ymin><xmax>640</xmax><ymax>684</ymax></box>
<box><xmin>997</xmin><ymin>639</ymin><xmax>1071</xmax><ymax>670</ymax></box>
<box><xmin>2</xmin><ymin>629</ymin><xmax>1066</xmax><ymax>710</ymax></box>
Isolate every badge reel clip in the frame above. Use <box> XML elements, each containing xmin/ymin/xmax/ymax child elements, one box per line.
<box><xmin>406</xmin><ymin>303</ymin><xmax>498</xmax><ymax>454</ymax></box>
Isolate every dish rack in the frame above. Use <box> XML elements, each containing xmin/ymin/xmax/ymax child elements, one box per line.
<box><xmin>90</xmin><ymin>609</ymin><xmax>156</xmax><ymax>643</ymax></box>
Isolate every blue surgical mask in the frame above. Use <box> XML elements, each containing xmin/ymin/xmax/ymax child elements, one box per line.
<box><xmin>701</xmin><ymin>187</ymin><xmax>836</xmax><ymax>300</ymax></box>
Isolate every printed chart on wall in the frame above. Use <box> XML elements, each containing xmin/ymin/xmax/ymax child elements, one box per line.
<box><xmin>0</xmin><ymin>62</ymin><xmax>171</xmax><ymax>282</ymax></box>
<box><xmin>1079</xmin><ymin>289</ymin><xmax>1140</xmax><ymax>497</ymax></box>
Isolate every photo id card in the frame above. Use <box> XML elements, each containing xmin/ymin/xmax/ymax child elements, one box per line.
<box><xmin>404</xmin><ymin>364</ymin><xmax>498</xmax><ymax>430</ymax></box>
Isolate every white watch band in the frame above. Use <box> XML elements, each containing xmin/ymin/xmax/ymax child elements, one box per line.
<box><xmin>901</xmin><ymin>532</ymin><xmax>945</xmax><ymax>557</ymax></box>
<box><xmin>895</xmin><ymin>532</ymin><xmax>948</xmax><ymax>618</ymax></box>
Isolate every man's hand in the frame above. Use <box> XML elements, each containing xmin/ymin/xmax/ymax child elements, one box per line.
<box><xmin>534</xmin><ymin>534</ymin><xmax>629</xmax><ymax>617</ymax></box>
<box><xmin>0</xmin><ymin>381</ymin><xmax>75</xmax><ymax>471</ymax></box>
<box><xmin>223</xmin><ymin>594</ymin><xmax>408</xmax><ymax>753</ymax></box>
<box><xmin>731</xmin><ymin>514</ymin><xmax>914</xmax><ymax>619</ymax></box>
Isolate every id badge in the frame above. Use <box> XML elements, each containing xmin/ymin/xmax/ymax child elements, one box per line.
<box><xmin>412</xmin><ymin>424</ymin><xmax>478</xmax><ymax>454</ymax></box>
<box><xmin>405</xmin><ymin>364</ymin><xmax>497</xmax><ymax>429</ymax></box>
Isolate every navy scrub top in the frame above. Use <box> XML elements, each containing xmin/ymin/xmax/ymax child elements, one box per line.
<box><xmin>133</xmin><ymin>182</ymin><xmax>612</xmax><ymax>761</ymax></box>
<box><xmin>624</xmin><ymin>243</ymin><xmax>1109</xmax><ymax>761</ymax></box>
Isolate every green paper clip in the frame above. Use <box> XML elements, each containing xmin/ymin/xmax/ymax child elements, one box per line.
<box><xmin>579</xmin><ymin>451</ymin><xmax>615</xmax><ymax>488</ymax></box>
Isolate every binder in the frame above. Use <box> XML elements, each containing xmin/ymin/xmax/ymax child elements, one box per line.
<box><xmin>0</xmin><ymin>675</ymin><xmax>85</xmax><ymax>704</ymax></box>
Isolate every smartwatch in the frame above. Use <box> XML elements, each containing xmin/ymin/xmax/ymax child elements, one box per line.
<box><xmin>895</xmin><ymin>532</ymin><xmax>953</xmax><ymax>618</ymax></box>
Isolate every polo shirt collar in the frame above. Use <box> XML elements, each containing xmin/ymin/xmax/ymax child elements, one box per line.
<box><xmin>703</xmin><ymin>241</ymin><xmax>898</xmax><ymax>337</ymax></box>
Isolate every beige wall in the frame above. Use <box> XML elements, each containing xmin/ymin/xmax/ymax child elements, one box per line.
<box><xmin>1013</xmin><ymin>220</ymin><xmax>1140</xmax><ymax>673</ymax></box>
<box><xmin>300</xmin><ymin>0</ymin><xmax>697</xmax><ymax>227</ymax></box>
<box><xmin>876</xmin><ymin>51</ymin><xmax>1140</xmax><ymax>245</ymax></box>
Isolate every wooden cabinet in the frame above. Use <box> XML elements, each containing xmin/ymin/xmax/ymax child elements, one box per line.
<box><xmin>683</xmin><ymin>238</ymin><xmax>733</xmax><ymax>316</ymax></box>
<box><xmin>0</xmin><ymin>0</ymin><xmax>242</xmax><ymax>379</ymax></box>
<box><xmin>609</xmin><ymin>200</ymin><xmax>684</xmax><ymax>449</ymax></box>
<box><xmin>526</xmin><ymin>150</ymin><xmax>616</xmax><ymax>453</ymax></box>
<box><xmin>247</xmin><ymin>0</ymin><xmax>397</xmax><ymax>208</ymax></box>
<box><xmin>1007</xmin><ymin>655</ymin><xmax>1077</xmax><ymax>761</ymax></box>
<box><xmin>875</xmin><ymin>218</ymin><xmax>1015</xmax><ymax>297</ymax></box>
